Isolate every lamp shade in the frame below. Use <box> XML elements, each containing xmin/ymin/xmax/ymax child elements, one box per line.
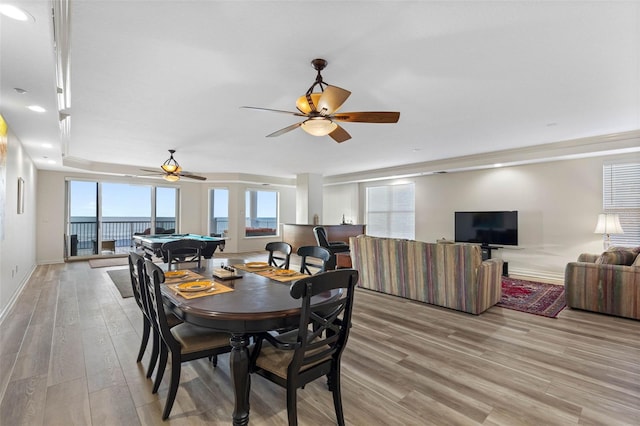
<box><xmin>163</xmin><ymin>174</ymin><xmax>180</xmax><ymax>182</ymax></box>
<box><xmin>300</xmin><ymin>118</ymin><xmax>337</xmax><ymax>136</ymax></box>
<box><xmin>594</xmin><ymin>213</ymin><xmax>624</xmax><ymax>234</ymax></box>
<box><xmin>296</xmin><ymin>93</ymin><xmax>322</xmax><ymax>114</ymax></box>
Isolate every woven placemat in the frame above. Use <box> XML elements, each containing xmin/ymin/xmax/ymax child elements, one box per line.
<box><xmin>167</xmin><ymin>281</ymin><xmax>234</xmax><ymax>299</ymax></box>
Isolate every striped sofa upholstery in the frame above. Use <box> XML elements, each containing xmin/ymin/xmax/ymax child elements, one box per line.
<box><xmin>349</xmin><ymin>235</ymin><xmax>503</xmax><ymax>314</ymax></box>
<box><xmin>564</xmin><ymin>247</ymin><xmax>640</xmax><ymax>320</ymax></box>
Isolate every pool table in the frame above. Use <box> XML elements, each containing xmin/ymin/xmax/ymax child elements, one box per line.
<box><xmin>132</xmin><ymin>233</ymin><xmax>226</xmax><ymax>261</ymax></box>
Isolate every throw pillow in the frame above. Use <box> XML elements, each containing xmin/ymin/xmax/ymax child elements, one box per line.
<box><xmin>632</xmin><ymin>255</ymin><xmax>640</xmax><ymax>267</ymax></box>
<box><xmin>596</xmin><ymin>250</ymin><xmax>637</xmax><ymax>266</ymax></box>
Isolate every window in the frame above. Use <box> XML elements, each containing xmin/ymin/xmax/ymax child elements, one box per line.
<box><xmin>245</xmin><ymin>189</ymin><xmax>278</xmax><ymax>237</ymax></box>
<box><xmin>603</xmin><ymin>162</ymin><xmax>640</xmax><ymax>246</ymax></box>
<box><xmin>366</xmin><ymin>183</ymin><xmax>415</xmax><ymax>239</ymax></box>
<box><xmin>156</xmin><ymin>187</ymin><xmax>178</xmax><ymax>233</ymax></box>
<box><xmin>67</xmin><ymin>180</ymin><xmax>178</xmax><ymax>257</ymax></box>
<box><xmin>209</xmin><ymin>188</ymin><xmax>229</xmax><ymax>236</ymax></box>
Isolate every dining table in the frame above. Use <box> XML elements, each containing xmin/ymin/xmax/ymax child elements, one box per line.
<box><xmin>160</xmin><ymin>260</ymin><xmax>343</xmax><ymax>425</ymax></box>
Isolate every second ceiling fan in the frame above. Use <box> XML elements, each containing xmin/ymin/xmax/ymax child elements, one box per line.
<box><xmin>140</xmin><ymin>150</ymin><xmax>206</xmax><ymax>182</ymax></box>
<box><xmin>242</xmin><ymin>58</ymin><xmax>400</xmax><ymax>143</ymax></box>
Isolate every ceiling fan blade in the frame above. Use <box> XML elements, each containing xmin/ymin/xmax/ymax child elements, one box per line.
<box><xmin>329</xmin><ymin>125</ymin><xmax>351</xmax><ymax>143</ymax></box>
<box><xmin>140</xmin><ymin>168</ymin><xmax>163</xmax><ymax>174</ymax></box>
<box><xmin>241</xmin><ymin>106</ymin><xmax>305</xmax><ymax>117</ymax></box>
<box><xmin>332</xmin><ymin>111</ymin><xmax>400</xmax><ymax>123</ymax></box>
<box><xmin>266</xmin><ymin>122</ymin><xmax>303</xmax><ymax>137</ymax></box>
<box><xmin>317</xmin><ymin>85</ymin><xmax>351</xmax><ymax>115</ymax></box>
<box><xmin>179</xmin><ymin>172</ymin><xmax>207</xmax><ymax>181</ymax></box>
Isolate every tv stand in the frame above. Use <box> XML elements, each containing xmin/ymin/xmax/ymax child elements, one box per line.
<box><xmin>481</xmin><ymin>245</ymin><xmax>508</xmax><ymax>276</ymax></box>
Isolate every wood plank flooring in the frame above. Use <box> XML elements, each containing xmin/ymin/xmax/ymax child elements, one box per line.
<box><xmin>1</xmin><ymin>255</ymin><xmax>639</xmax><ymax>425</ymax></box>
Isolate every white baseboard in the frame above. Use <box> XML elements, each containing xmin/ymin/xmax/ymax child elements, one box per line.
<box><xmin>0</xmin><ymin>265</ymin><xmax>37</xmax><ymax>326</ymax></box>
<box><xmin>507</xmin><ymin>267</ymin><xmax>564</xmax><ymax>285</ymax></box>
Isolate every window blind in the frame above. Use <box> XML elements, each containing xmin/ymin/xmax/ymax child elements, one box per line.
<box><xmin>603</xmin><ymin>162</ymin><xmax>640</xmax><ymax>246</ymax></box>
<box><xmin>366</xmin><ymin>183</ymin><xmax>415</xmax><ymax>239</ymax></box>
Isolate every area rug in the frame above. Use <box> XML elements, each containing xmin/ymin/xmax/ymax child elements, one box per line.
<box><xmin>106</xmin><ymin>268</ymin><xmax>133</xmax><ymax>298</ymax></box>
<box><xmin>497</xmin><ymin>277</ymin><xmax>566</xmax><ymax>318</ymax></box>
<box><xmin>89</xmin><ymin>257</ymin><xmax>129</xmax><ymax>268</ymax></box>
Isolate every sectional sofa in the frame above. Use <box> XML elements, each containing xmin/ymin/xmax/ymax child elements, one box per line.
<box><xmin>349</xmin><ymin>235</ymin><xmax>503</xmax><ymax>314</ymax></box>
<box><xmin>564</xmin><ymin>246</ymin><xmax>640</xmax><ymax>320</ymax></box>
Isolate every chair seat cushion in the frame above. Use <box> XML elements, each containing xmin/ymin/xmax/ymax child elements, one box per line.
<box><xmin>255</xmin><ymin>330</ymin><xmax>331</xmax><ymax>379</ymax></box>
<box><xmin>171</xmin><ymin>323</ymin><xmax>229</xmax><ymax>354</ymax></box>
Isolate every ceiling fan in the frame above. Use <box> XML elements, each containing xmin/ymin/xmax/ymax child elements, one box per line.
<box><xmin>242</xmin><ymin>58</ymin><xmax>400</xmax><ymax>143</ymax></box>
<box><xmin>140</xmin><ymin>150</ymin><xmax>206</xmax><ymax>182</ymax></box>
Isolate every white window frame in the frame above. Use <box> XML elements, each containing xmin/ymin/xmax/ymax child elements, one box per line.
<box><xmin>365</xmin><ymin>182</ymin><xmax>415</xmax><ymax>239</ymax></box>
<box><xmin>603</xmin><ymin>162</ymin><xmax>640</xmax><ymax>247</ymax></box>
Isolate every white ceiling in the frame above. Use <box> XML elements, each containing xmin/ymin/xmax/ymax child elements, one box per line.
<box><xmin>2</xmin><ymin>1</ymin><xmax>640</xmax><ymax>181</ymax></box>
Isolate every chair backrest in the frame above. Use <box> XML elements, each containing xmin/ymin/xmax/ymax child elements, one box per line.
<box><xmin>297</xmin><ymin>245</ymin><xmax>332</xmax><ymax>275</ymax></box>
<box><xmin>288</xmin><ymin>269</ymin><xmax>359</xmax><ymax>380</ymax></box>
<box><xmin>144</xmin><ymin>260</ymin><xmax>177</xmax><ymax>346</ymax></box>
<box><xmin>128</xmin><ymin>251</ymin><xmax>147</xmax><ymax>312</ymax></box>
<box><xmin>161</xmin><ymin>239</ymin><xmax>207</xmax><ymax>268</ymax></box>
<box><xmin>313</xmin><ymin>226</ymin><xmax>330</xmax><ymax>248</ymax></box>
<box><xmin>266</xmin><ymin>241</ymin><xmax>292</xmax><ymax>269</ymax></box>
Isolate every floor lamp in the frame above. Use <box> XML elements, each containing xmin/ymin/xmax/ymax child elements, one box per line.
<box><xmin>594</xmin><ymin>213</ymin><xmax>624</xmax><ymax>250</ymax></box>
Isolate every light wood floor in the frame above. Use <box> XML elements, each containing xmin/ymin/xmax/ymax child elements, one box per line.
<box><xmin>1</xmin><ymin>255</ymin><xmax>639</xmax><ymax>425</ymax></box>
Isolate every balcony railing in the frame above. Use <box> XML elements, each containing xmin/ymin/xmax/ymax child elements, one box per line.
<box><xmin>69</xmin><ymin>220</ymin><xmax>176</xmax><ymax>256</ymax></box>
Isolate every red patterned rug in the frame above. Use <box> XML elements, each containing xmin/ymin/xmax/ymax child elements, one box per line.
<box><xmin>497</xmin><ymin>277</ymin><xmax>566</xmax><ymax>318</ymax></box>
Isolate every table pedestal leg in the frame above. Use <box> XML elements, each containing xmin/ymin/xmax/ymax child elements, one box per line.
<box><xmin>230</xmin><ymin>333</ymin><xmax>251</xmax><ymax>426</ymax></box>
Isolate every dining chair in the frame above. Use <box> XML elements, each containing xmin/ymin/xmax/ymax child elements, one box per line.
<box><xmin>129</xmin><ymin>252</ymin><xmax>182</xmax><ymax>379</ymax></box>
<box><xmin>266</xmin><ymin>241</ymin><xmax>293</xmax><ymax>269</ymax></box>
<box><xmin>128</xmin><ymin>252</ymin><xmax>152</xmax><ymax>364</ymax></box>
<box><xmin>249</xmin><ymin>269</ymin><xmax>359</xmax><ymax>426</ymax></box>
<box><xmin>297</xmin><ymin>246</ymin><xmax>332</xmax><ymax>275</ymax></box>
<box><xmin>161</xmin><ymin>238</ymin><xmax>207</xmax><ymax>270</ymax></box>
<box><xmin>144</xmin><ymin>260</ymin><xmax>232</xmax><ymax>420</ymax></box>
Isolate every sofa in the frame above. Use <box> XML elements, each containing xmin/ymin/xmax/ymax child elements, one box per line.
<box><xmin>564</xmin><ymin>246</ymin><xmax>640</xmax><ymax>320</ymax></box>
<box><xmin>349</xmin><ymin>235</ymin><xmax>503</xmax><ymax>314</ymax></box>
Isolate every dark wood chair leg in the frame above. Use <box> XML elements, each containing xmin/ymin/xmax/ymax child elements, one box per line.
<box><xmin>162</xmin><ymin>351</ymin><xmax>182</xmax><ymax>420</ymax></box>
<box><xmin>146</xmin><ymin>330</ymin><xmax>160</xmax><ymax>378</ymax></box>
<box><xmin>137</xmin><ymin>318</ymin><xmax>151</xmax><ymax>362</ymax></box>
<box><xmin>286</xmin><ymin>385</ymin><xmax>298</xmax><ymax>426</ymax></box>
<box><xmin>330</xmin><ymin>365</ymin><xmax>345</xmax><ymax>426</ymax></box>
<box><xmin>153</xmin><ymin>344</ymin><xmax>168</xmax><ymax>394</ymax></box>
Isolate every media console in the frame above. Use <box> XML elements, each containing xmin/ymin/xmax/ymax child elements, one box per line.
<box><xmin>481</xmin><ymin>245</ymin><xmax>509</xmax><ymax>276</ymax></box>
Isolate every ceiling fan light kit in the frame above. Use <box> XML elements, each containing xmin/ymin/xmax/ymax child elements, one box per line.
<box><xmin>139</xmin><ymin>149</ymin><xmax>207</xmax><ymax>181</ymax></box>
<box><xmin>161</xmin><ymin>149</ymin><xmax>182</xmax><ymax>174</ymax></box>
<box><xmin>301</xmin><ymin>118</ymin><xmax>338</xmax><ymax>136</ymax></box>
<box><xmin>242</xmin><ymin>58</ymin><xmax>400</xmax><ymax>143</ymax></box>
<box><xmin>163</xmin><ymin>174</ymin><xmax>180</xmax><ymax>182</ymax></box>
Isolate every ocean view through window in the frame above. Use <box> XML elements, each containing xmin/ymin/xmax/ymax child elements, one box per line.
<box><xmin>67</xmin><ymin>180</ymin><xmax>179</xmax><ymax>256</ymax></box>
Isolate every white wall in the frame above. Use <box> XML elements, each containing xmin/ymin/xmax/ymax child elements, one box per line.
<box><xmin>331</xmin><ymin>154</ymin><xmax>638</xmax><ymax>282</ymax></box>
<box><xmin>0</xmin><ymin>127</ymin><xmax>37</xmax><ymax>320</ymax></box>
<box><xmin>323</xmin><ymin>183</ymin><xmax>359</xmax><ymax>225</ymax></box>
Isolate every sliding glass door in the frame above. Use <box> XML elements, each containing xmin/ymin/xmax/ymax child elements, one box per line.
<box><xmin>68</xmin><ymin>180</ymin><xmax>98</xmax><ymax>257</ymax></box>
<box><xmin>67</xmin><ymin>180</ymin><xmax>179</xmax><ymax>258</ymax></box>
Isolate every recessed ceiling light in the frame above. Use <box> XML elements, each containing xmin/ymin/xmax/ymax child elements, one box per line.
<box><xmin>42</xmin><ymin>142</ymin><xmax>53</xmax><ymax>148</ymax></box>
<box><xmin>0</xmin><ymin>5</ymin><xmax>34</xmax><ymax>21</ymax></box>
<box><xmin>27</xmin><ymin>105</ymin><xmax>46</xmax><ymax>113</ymax></box>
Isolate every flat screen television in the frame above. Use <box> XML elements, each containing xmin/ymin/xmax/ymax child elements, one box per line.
<box><xmin>454</xmin><ymin>211</ymin><xmax>518</xmax><ymax>246</ymax></box>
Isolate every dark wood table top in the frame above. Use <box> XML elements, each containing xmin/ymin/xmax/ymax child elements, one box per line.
<box><xmin>160</xmin><ymin>262</ymin><xmax>342</xmax><ymax>333</ymax></box>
